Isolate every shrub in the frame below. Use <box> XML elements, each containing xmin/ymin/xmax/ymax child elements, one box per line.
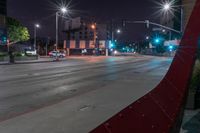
<box><xmin>0</xmin><ymin>52</ymin><xmax>8</xmax><ymax>57</ymax></box>
<box><xmin>14</xmin><ymin>52</ymin><xmax>25</xmax><ymax>57</ymax></box>
<box><xmin>189</xmin><ymin>60</ymin><xmax>200</xmax><ymax>91</ymax></box>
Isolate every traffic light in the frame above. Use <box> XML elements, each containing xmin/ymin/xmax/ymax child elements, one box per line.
<box><xmin>169</xmin><ymin>45</ymin><xmax>173</xmax><ymax>49</ymax></box>
<box><xmin>145</xmin><ymin>20</ymin><xmax>150</xmax><ymax>28</ymax></box>
<box><xmin>109</xmin><ymin>42</ymin><xmax>114</xmax><ymax>48</ymax></box>
<box><xmin>110</xmin><ymin>43</ymin><xmax>114</xmax><ymax>48</ymax></box>
<box><xmin>169</xmin><ymin>45</ymin><xmax>174</xmax><ymax>51</ymax></box>
<box><xmin>2</xmin><ymin>36</ymin><xmax>7</xmax><ymax>43</ymax></box>
<box><xmin>154</xmin><ymin>38</ymin><xmax>161</xmax><ymax>44</ymax></box>
<box><xmin>0</xmin><ymin>35</ymin><xmax>7</xmax><ymax>45</ymax></box>
<box><xmin>122</xmin><ymin>20</ymin><xmax>126</xmax><ymax>27</ymax></box>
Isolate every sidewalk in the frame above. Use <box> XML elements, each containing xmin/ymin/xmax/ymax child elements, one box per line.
<box><xmin>0</xmin><ymin>57</ymin><xmax>67</xmax><ymax>65</ymax></box>
<box><xmin>180</xmin><ymin>109</ymin><xmax>200</xmax><ymax>133</ymax></box>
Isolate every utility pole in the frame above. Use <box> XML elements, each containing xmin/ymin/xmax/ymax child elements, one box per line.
<box><xmin>111</xmin><ymin>19</ymin><xmax>114</xmax><ymax>42</ymax></box>
<box><xmin>180</xmin><ymin>7</ymin><xmax>184</xmax><ymax>33</ymax></box>
<box><xmin>46</xmin><ymin>37</ymin><xmax>50</xmax><ymax>56</ymax></box>
<box><xmin>55</xmin><ymin>7</ymin><xmax>68</xmax><ymax>51</ymax></box>
<box><xmin>34</xmin><ymin>24</ymin><xmax>40</xmax><ymax>52</ymax></box>
<box><xmin>34</xmin><ymin>26</ymin><xmax>37</xmax><ymax>51</ymax></box>
<box><xmin>125</xmin><ymin>20</ymin><xmax>181</xmax><ymax>34</ymax></box>
<box><xmin>56</xmin><ymin>12</ymin><xmax>59</xmax><ymax>50</ymax></box>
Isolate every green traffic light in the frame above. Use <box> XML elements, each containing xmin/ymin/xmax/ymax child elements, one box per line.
<box><xmin>155</xmin><ymin>38</ymin><xmax>160</xmax><ymax>43</ymax></box>
<box><xmin>1</xmin><ymin>36</ymin><xmax>7</xmax><ymax>44</ymax></box>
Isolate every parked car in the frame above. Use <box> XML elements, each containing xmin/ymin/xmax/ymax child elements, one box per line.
<box><xmin>49</xmin><ymin>51</ymin><xmax>66</xmax><ymax>58</ymax></box>
<box><xmin>25</xmin><ymin>50</ymin><xmax>37</xmax><ymax>56</ymax></box>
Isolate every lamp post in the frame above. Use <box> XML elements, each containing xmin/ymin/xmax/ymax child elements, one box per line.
<box><xmin>111</xmin><ymin>29</ymin><xmax>121</xmax><ymax>42</ymax></box>
<box><xmin>91</xmin><ymin>23</ymin><xmax>97</xmax><ymax>55</ymax></box>
<box><xmin>56</xmin><ymin>7</ymin><xmax>67</xmax><ymax>50</ymax></box>
<box><xmin>163</xmin><ymin>2</ymin><xmax>184</xmax><ymax>33</ymax></box>
<box><xmin>34</xmin><ymin>24</ymin><xmax>40</xmax><ymax>52</ymax></box>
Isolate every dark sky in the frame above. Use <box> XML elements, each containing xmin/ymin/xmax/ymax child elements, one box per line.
<box><xmin>7</xmin><ymin>0</ymin><xmax>161</xmax><ymax>42</ymax></box>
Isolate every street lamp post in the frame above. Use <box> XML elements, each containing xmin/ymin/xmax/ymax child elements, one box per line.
<box><xmin>55</xmin><ymin>7</ymin><xmax>67</xmax><ymax>50</ymax></box>
<box><xmin>111</xmin><ymin>29</ymin><xmax>121</xmax><ymax>42</ymax></box>
<box><xmin>180</xmin><ymin>7</ymin><xmax>184</xmax><ymax>33</ymax></box>
<box><xmin>91</xmin><ymin>23</ymin><xmax>98</xmax><ymax>55</ymax></box>
<box><xmin>34</xmin><ymin>24</ymin><xmax>40</xmax><ymax>52</ymax></box>
<box><xmin>163</xmin><ymin>2</ymin><xmax>184</xmax><ymax>33</ymax></box>
<box><xmin>56</xmin><ymin>12</ymin><xmax>59</xmax><ymax>50</ymax></box>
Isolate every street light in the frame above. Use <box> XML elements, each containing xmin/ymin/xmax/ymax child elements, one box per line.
<box><xmin>91</xmin><ymin>23</ymin><xmax>98</xmax><ymax>55</ymax></box>
<box><xmin>117</xmin><ymin>29</ymin><xmax>121</xmax><ymax>34</ymax></box>
<box><xmin>61</xmin><ymin>7</ymin><xmax>67</xmax><ymax>13</ymax></box>
<box><xmin>34</xmin><ymin>24</ymin><xmax>40</xmax><ymax>52</ymax></box>
<box><xmin>56</xmin><ymin>7</ymin><xmax>68</xmax><ymax>50</ymax></box>
<box><xmin>163</xmin><ymin>3</ymin><xmax>171</xmax><ymax>11</ymax></box>
<box><xmin>91</xmin><ymin>24</ymin><xmax>96</xmax><ymax>30</ymax></box>
<box><xmin>162</xmin><ymin>2</ymin><xmax>183</xmax><ymax>33</ymax></box>
<box><xmin>162</xmin><ymin>29</ymin><xmax>166</xmax><ymax>33</ymax></box>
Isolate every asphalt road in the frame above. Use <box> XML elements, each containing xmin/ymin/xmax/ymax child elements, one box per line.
<box><xmin>0</xmin><ymin>56</ymin><xmax>172</xmax><ymax>133</ymax></box>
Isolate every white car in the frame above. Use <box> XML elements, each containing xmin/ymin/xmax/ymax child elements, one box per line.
<box><xmin>25</xmin><ymin>50</ymin><xmax>37</xmax><ymax>55</ymax></box>
<box><xmin>49</xmin><ymin>51</ymin><xmax>66</xmax><ymax>58</ymax></box>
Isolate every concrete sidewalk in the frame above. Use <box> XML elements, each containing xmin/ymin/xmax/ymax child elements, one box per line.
<box><xmin>0</xmin><ymin>57</ymin><xmax>67</xmax><ymax>65</ymax></box>
<box><xmin>180</xmin><ymin>109</ymin><xmax>200</xmax><ymax>133</ymax></box>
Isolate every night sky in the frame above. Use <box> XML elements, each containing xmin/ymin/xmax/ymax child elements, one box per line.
<box><xmin>7</xmin><ymin>0</ymin><xmax>161</xmax><ymax>42</ymax></box>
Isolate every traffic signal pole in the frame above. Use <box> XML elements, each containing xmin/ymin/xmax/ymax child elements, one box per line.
<box><xmin>124</xmin><ymin>20</ymin><xmax>182</xmax><ymax>34</ymax></box>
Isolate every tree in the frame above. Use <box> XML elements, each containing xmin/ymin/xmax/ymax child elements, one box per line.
<box><xmin>6</xmin><ymin>17</ymin><xmax>30</xmax><ymax>44</ymax></box>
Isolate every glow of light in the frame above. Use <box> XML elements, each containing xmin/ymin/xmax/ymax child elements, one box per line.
<box><xmin>153</xmin><ymin>0</ymin><xmax>177</xmax><ymax>22</ymax></box>
<box><xmin>61</xmin><ymin>7</ymin><xmax>67</xmax><ymax>13</ymax></box>
<box><xmin>169</xmin><ymin>45</ymin><xmax>173</xmax><ymax>49</ymax></box>
<box><xmin>117</xmin><ymin>29</ymin><xmax>121</xmax><ymax>33</ymax></box>
<box><xmin>155</xmin><ymin>39</ymin><xmax>159</xmax><ymax>43</ymax></box>
<box><xmin>50</xmin><ymin>0</ymin><xmax>72</xmax><ymax>17</ymax></box>
<box><xmin>35</xmin><ymin>24</ymin><xmax>40</xmax><ymax>28</ymax></box>
<box><xmin>163</xmin><ymin>3</ymin><xmax>171</xmax><ymax>11</ymax></box>
<box><xmin>162</xmin><ymin>29</ymin><xmax>166</xmax><ymax>33</ymax></box>
<box><xmin>91</xmin><ymin>24</ymin><xmax>96</xmax><ymax>29</ymax></box>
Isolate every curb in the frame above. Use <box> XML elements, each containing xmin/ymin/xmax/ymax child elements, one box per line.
<box><xmin>0</xmin><ymin>59</ymin><xmax>68</xmax><ymax>65</ymax></box>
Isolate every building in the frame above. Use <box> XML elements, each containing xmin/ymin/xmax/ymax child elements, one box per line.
<box><xmin>0</xmin><ymin>0</ymin><xmax>7</xmax><ymax>46</ymax></box>
<box><xmin>182</xmin><ymin>0</ymin><xmax>196</xmax><ymax>29</ymax></box>
<box><xmin>63</xmin><ymin>17</ymin><xmax>110</xmax><ymax>55</ymax></box>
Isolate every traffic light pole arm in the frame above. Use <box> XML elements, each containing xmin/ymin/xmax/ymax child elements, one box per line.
<box><xmin>57</xmin><ymin>13</ymin><xmax>69</xmax><ymax>19</ymax></box>
<box><xmin>125</xmin><ymin>20</ymin><xmax>182</xmax><ymax>34</ymax></box>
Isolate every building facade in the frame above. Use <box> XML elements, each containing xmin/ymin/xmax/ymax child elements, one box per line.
<box><xmin>63</xmin><ymin>18</ymin><xmax>110</xmax><ymax>55</ymax></box>
<box><xmin>182</xmin><ymin>0</ymin><xmax>196</xmax><ymax>29</ymax></box>
<box><xmin>0</xmin><ymin>0</ymin><xmax>7</xmax><ymax>46</ymax></box>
